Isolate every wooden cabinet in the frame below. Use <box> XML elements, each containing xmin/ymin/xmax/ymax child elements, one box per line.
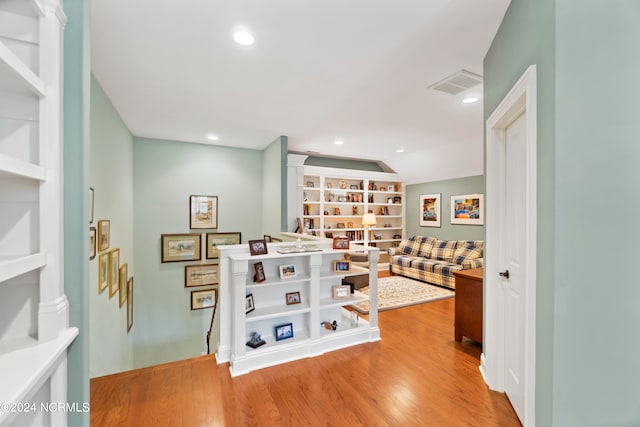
<box><xmin>453</xmin><ymin>268</ymin><xmax>483</xmax><ymax>344</ymax></box>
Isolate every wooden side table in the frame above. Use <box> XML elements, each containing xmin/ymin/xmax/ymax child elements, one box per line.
<box><xmin>453</xmin><ymin>268</ymin><xmax>483</xmax><ymax>344</ymax></box>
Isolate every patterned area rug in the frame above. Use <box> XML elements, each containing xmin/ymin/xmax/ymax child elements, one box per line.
<box><xmin>350</xmin><ymin>276</ymin><xmax>454</xmax><ymax>314</ymax></box>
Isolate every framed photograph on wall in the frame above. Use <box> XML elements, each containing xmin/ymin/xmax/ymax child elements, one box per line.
<box><xmin>206</xmin><ymin>232</ymin><xmax>242</xmax><ymax>259</ymax></box>
<box><xmin>185</xmin><ymin>264</ymin><xmax>219</xmax><ymax>287</ymax></box>
<box><xmin>450</xmin><ymin>194</ymin><xmax>484</xmax><ymax>225</ymax></box>
<box><xmin>90</xmin><ymin>227</ymin><xmax>97</xmax><ymax>260</ymax></box>
<box><xmin>191</xmin><ymin>288</ymin><xmax>217</xmax><ymax>310</ymax></box>
<box><xmin>119</xmin><ymin>263</ymin><xmax>128</xmax><ymax>308</ymax></box>
<box><xmin>190</xmin><ymin>195</ymin><xmax>218</xmax><ymax>229</ymax></box>
<box><xmin>420</xmin><ymin>193</ymin><xmax>441</xmax><ymax>227</ymax></box>
<box><xmin>98</xmin><ymin>252</ymin><xmax>109</xmax><ymax>294</ymax></box>
<box><xmin>161</xmin><ymin>234</ymin><xmax>202</xmax><ymax>263</ymax></box>
<box><xmin>127</xmin><ymin>277</ymin><xmax>134</xmax><ymax>333</ymax></box>
<box><xmin>98</xmin><ymin>220</ymin><xmax>110</xmax><ymax>251</ymax></box>
<box><xmin>109</xmin><ymin>248</ymin><xmax>120</xmax><ymax>298</ymax></box>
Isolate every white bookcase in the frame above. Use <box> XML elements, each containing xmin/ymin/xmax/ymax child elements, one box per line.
<box><xmin>0</xmin><ymin>1</ymin><xmax>77</xmax><ymax>426</ymax></box>
<box><xmin>216</xmin><ymin>241</ymin><xmax>380</xmax><ymax>376</ymax></box>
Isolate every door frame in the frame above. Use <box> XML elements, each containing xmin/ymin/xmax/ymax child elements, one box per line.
<box><xmin>482</xmin><ymin>65</ymin><xmax>537</xmax><ymax>426</ymax></box>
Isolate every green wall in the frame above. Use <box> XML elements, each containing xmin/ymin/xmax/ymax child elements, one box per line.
<box><xmin>262</xmin><ymin>136</ymin><xmax>287</xmax><ymax>235</ymax></box>
<box><xmin>89</xmin><ymin>76</ymin><xmax>135</xmax><ymax>377</ymax></box>
<box><xmin>405</xmin><ymin>175</ymin><xmax>484</xmax><ymax>241</ymax></box>
<box><xmin>132</xmin><ymin>137</ymin><xmax>263</xmax><ymax>368</ymax></box>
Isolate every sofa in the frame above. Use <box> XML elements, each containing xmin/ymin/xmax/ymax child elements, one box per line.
<box><xmin>388</xmin><ymin>236</ymin><xmax>483</xmax><ymax>290</ymax></box>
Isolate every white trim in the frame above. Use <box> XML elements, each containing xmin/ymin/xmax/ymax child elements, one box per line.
<box><xmin>484</xmin><ymin>64</ymin><xmax>537</xmax><ymax>426</ymax></box>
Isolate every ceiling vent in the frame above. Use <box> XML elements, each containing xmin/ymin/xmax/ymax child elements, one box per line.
<box><xmin>428</xmin><ymin>69</ymin><xmax>483</xmax><ymax>95</ymax></box>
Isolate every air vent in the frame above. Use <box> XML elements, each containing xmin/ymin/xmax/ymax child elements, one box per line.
<box><xmin>428</xmin><ymin>69</ymin><xmax>483</xmax><ymax>95</ymax></box>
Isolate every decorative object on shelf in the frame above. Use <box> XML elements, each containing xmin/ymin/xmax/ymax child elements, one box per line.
<box><xmin>206</xmin><ymin>232</ymin><xmax>242</xmax><ymax>259</ymax></box>
<box><xmin>89</xmin><ymin>187</ymin><xmax>94</xmax><ymax>224</ymax></box>
<box><xmin>90</xmin><ymin>227</ymin><xmax>96</xmax><ymax>260</ymax></box>
<box><xmin>249</xmin><ymin>239</ymin><xmax>268</xmax><ymax>256</ymax></box>
<box><xmin>245</xmin><ymin>294</ymin><xmax>255</xmax><ymax>314</ymax></box>
<box><xmin>127</xmin><ymin>277</ymin><xmax>133</xmax><ymax>333</ymax></box>
<box><xmin>253</xmin><ymin>262</ymin><xmax>266</xmax><ymax>282</ymax></box>
<box><xmin>380</xmin><ymin>187</ymin><xmax>386</xmax><ymax>192</ymax></box>
<box><xmin>388</xmin><ymin>185</ymin><xmax>395</xmax><ymax>192</ymax></box>
<box><xmin>347</xmin><ymin>222</ymin><xmax>354</xmax><ymax>228</ymax></box>
<box><xmin>350</xmin><ymin>185</ymin><xmax>359</xmax><ymax>190</ymax></box>
<box><xmin>99</xmin><ymin>252</ymin><xmax>109</xmax><ymax>293</ymax></box>
<box><xmin>333</xmin><ymin>207</ymin><xmax>340</xmax><ymax>215</ymax></box>
<box><xmin>393</xmin><ymin>234</ymin><xmax>402</xmax><ymax>239</ymax></box>
<box><xmin>333</xmin><ymin>261</ymin><xmax>351</xmax><ymax>274</ymax></box>
<box><xmin>337</xmin><ymin>195</ymin><xmax>347</xmax><ymax>202</ymax></box>
<box><xmin>420</xmin><ymin>193</ymin><xmax>441</xmax><ymax>227</ymax></box>
<box><xmin>325</xmin><ymin>231</ymin><xmax>334</xmax><ymax>238</ymax></box>
<box><xmin>119</xmin><ymin>263</ymin><xmax>128</xmax><ymax>307</ymax></box>
<box><xmin>321</xmin><ymin>320</ymin><xmax>338</xmax><ymax>331</ymax></box>
<box><xmin>189</xmin><ymin>195</ymin><xmax>218</xmax><ymax>229</ymax></box>
<box><xmin>324</xmin><ymin>210</ymin><xmax>329</xmax><ymax>216</ymax></box>
<box><xmin>306</xmin><ymin>181</ymin><xmax>314</xmax><ymax>188</ymax></box>
<box><xmin>450</xmin><ymin>194</ymin><xmax>484</xmax><ymax>225</ymax></box>
<box><xmin>185</xmin><ymin>264</ymin><xmax>219</xmax><ymax>287</ymax></box>
<box><xmin>362</xmin><ymin>211</ymin><xmax>377</xmax><ymax>244</ymax></box>
<box><xmin>286</xmin><ymin>291</ymin><xmax>301</xmax><ymax>305</ymax></box>
<box><xmin>387</xmin><ymin>197</ymin><xmax>394</xmax><ymax>204</ymax></box>
<box><xmin>161</xmin><ymin>234</ymin><xmax>202</xmax><ymax>263</ymax></box>
<box><xmin>303</xmin><ymin>191</ymin><xmax>308</xmax><ymax>202</ymax></box>
<box><xmin>339</xmin><ymin>179</ymin><xmax>347</xmax><ymax>189</ymax></box>
<box><xmin>191</xmin><ymin>288</ymin><xmax>217</xmax><ymax>310</ymax></box>
<box><xmin>350</xmin><ymin>311</ymin><xmax>359</xmax><ymax>327</ymax></box>
<box><xmin>326</xmin><ymin>182</ymin><xmax>333</xmax><ymax>189</ymax></box>
<box><xmin>373</xmin><ymin>232</ymin><xmax>382</xmax><ymax>240</ymax></box>
<box><xmin>332</xmin><ymin>236</ymin><xmax>349</xmax><ymax>249</ymax></box>
<box><xmin>295</xmin><ymin>217</ymin><xmax>304</xmax><ymax>233</ymax></box>
<box><xmin>109</xmin><ymin>248</ymin><xmax>120</xmax><ymax>298</ymax></box>
<box><xmin>337</xmin><ymin>223</ymin><xmax>346</xmax><ymax>229</ymax></box>
<box><xmin>275</xmin><ymin>323</ymin><xmax>294</xmax><ymax>341</ymax></box>
<box><xmin>98</xmin><ymin>219</ymin><xmax>110</xmax><ymax>251</ymax></box>
<box><xmin>325</xmin><ymin>192</ymin><xmax>334</xmax><ymax>202</ymax></box>
<box><xmin>352</xmin><ymin>205</ymin><xmax>359</xmax><ymax>215</ymax></box>
<box><xmin>264</xmin><ymin>235</ymin><xmax>272</xmax><ymax>242</ymax></box>
<box><xmin>246</xmin><ymin>332</ymin><xmax>265</xmax><ymax>348</ymax></box>
<box><xmin>393</xmin><ymin>196</ymin><xmax>402</xmax><ymax>204</ymax></box>
<box><xmin>279</xmin><ymin>263</ymin><xmax>297</xmax><ymax>279</ymax></box>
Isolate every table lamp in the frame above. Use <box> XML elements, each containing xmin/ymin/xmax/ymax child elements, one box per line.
<box><xmin>362</xmin><ymin>211</ymin><xmax>377</xmax><ymax>245</ymax></box>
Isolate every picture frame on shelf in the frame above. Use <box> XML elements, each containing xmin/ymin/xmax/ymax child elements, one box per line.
<box><xmin>347</xmin><ymin>222</ymin><xmax>354</xmax><ymax>228</ymax></box>
<box><xmin>245</xmin><ymin>294</ymin><xmax>255</xmax><ymax>314</ymax></box>
<box><xmin>306</xmin><ymin>181</ymin><xmax>314</xmax><ymax>188</ymax></box>
<box><xmin>387</xmin><ymin>197</ymin><xmax>394</xmax><ymax>204</ymax></box>
<box><xmin>332</xmin><ymin>236</ymin><xmax>349</xmax><ymax>250</ymax></box>
<box><xmin>90</xmin><ymin>227</ymin><xmax>96</xmax><ymax>260</ymax></box>
<box><xmin>336</xmin><ymin>223</ymin><xmax>346</xmax><ymax>229</ymax></box>
<box><xmin>189</xmin><ymin>195</ymin><xmax>218</xmax><ymax>229</ymax></box>
<box><xmin>393</xmin><ymin>196</ymin><xmax>402</xmax><ymax>204</ymax></box>
<box><xmin>191</xmin><ymin>288</ymin><xmax>216</xmax><ymax>310</ymax></box>
<box><xmin>119</xmin><ymin>263</ymin><xmax>128</xmax><ymax>308</ymax></box>
<box><xmin>109</xmin><ymin>248</ymin><xmax>120</xmax><ymax>298</ymax></box>
<box><xmin>279</xmin><ymin>264</ymin><xmax>297</xmax><ymax>279</ymax></box>
<box><xmin>275</xmin><ymin>322</ymin><xmax>294</xmax><ymax>341</ymax></box>
<box><xmin>450</xmin><ymin>194</ymin><xmax>484</xmax><ymax>225</ymax></box>
<box><xmin>98</xmin><ymin>252</ymin><xmax>109</xmax><ymax>293</ymax></box>
<box><xmin>263</xmin><ymin>235</ymin><xmax>272</xmax><ymax>242</ymax></box>
<box><xmin>350</xmin><ymin>185</ymin><xmax>359</xmax><ymax>190</ymax></box>
<box><xmin>326</xmin><ymin>182</ymin><xmax>333</xmax><ymax>189</ymax></box>
<box><xmin>98</xmin><ymin>220</ymin><xmax>110</xmax><ymax>251</ymax></box>
<box><xmin>388</xmin><ymin>185</ymin><xmax>395</xmax><ymax>192</ymax></box>
<box><xmin>127</xmin><ymin>277</ymin><xmax>133</xmax><ymax>332</ymax></box>
<box><xmin>420</xmin><ymin>193</ymin><xmax>441</xmax><ymax>227</ymax></box>
<box><xmin>332</xmin><ymin>284</ymin><xmax>350</xmax><ymax>299</ymax></box>
<box><xmin>185</xmin><ymin>264</ymin><xmax>219</xmax><ymax>287</ymax></box>
<box><xmin>333</xmin><ymin>260</ymin><xmax>351</xmax><ymax>273</ymax></box>
<box><xmin>253</xmin><ymin>262</ymin><xmax>266</xmax><ymax>283</ymax></box>
<box><xmin>286</xmin><ymin>291</ymin><xmax>301</xmax><ymax>305</ymax></box>
<box><xmin>248</xmin><ymin>239</ymin><xmax>268</xmax><ymax>256</ymax></box>
<box><xmin>206</xmin><ymin>232</ymin><xmax>242</xmax><ymax>259</ymax></box>
<box><xmin>333</xmin><ymin>208</ymin><xmax>341</xmax><ymax>215</ymax></box>
<box><xmin>89</xmin><ymin>187</ymin><xmax>94</xmax><ymax>224</ymax></box>
<box><xmin>161</xmin><ymin>234</ymin><xmax>202</xmax><ymax>263</ymax></box>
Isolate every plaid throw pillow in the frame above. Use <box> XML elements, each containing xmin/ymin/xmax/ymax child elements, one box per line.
<box><xmin>453</xmin><ymin>241</ymin><xmax>483</xmax><ymax>265</ymax></box>
<box><xmin>398</xmin><ymin>236</ymin><xmax>425</xmax><ymax>256</ymax></box>
<box><xmin>430</xmin><ymin>240</ymin><xmax>457</xmax><ymax>262</ymax></box>
<box><xmin>418</xmin><ymin>237</ymin><xmax>437</xmax><ymax>258</ymax></box>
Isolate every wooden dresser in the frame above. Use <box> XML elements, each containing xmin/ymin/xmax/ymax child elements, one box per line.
<box><xmin>453</xmin><ymin>268</ymin><xmax>483</xmax><ymax>344</ymax></box>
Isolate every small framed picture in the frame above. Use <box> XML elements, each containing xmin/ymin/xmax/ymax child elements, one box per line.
<box><xmin>89</xmin><ymin>187</ymin><xmax>94</xmax><ymax>224</ymax></box>
<box><xmin>306</xmin><ymin>181</ymin><xmax>314</xmax><ymax>188</ymax></box>
<box><xmin>333</xmin><ymin>259</ymin><xmax>351</xmax><ymax>273</ymax></box>
<box><xmin>253</xmin><ymin>262</ymin><xmax>266</xmax><ymax>283</ymax></box>
<box><xmin>286</xmin><ymin>291</ymin><xmax>301</xmax><ymax>305</ymax></box>
<box><xmin>387</xmin><ymin>197</ymin><xmax>394</xmax><ymax>204</ymax></box>
<box><xmin>336</xmin><ymin>223</ymin><xmax>346</xmax><ymax>229</ymax></box>
<box><xmin>279</xmin><ymin>264</ymin><xmax>297</xmax><ymax>279</ymax></box>
<box><xmin>350</xmin><ymin>185</ymin><xmax>359</xmax><ymax>190</ymax></box>
<box><xmin>333</xmin><ymin>207</ymin><xmax>340</xmax><ymax>215</ymax></box>
<box><xmin>347</xmin><ymin>222</ymin><xmax>354</xmax><ymax>228</ymax></box>
<box><xmin>246</xmin><ymin>293</ymin><xmax>255</xmax><ymax>314</ymax></box>
<box><xmin>98</xmin><ymin>220</ymin><xmax>110</xmax><ymax>251</ymax></box>
<box><xmin>189</xmin><ymin>195</ymin><xmax>218</xmax><ymax>229</ymax></box>
<box><xmin>206</xmin><ymin>232</ymin><xmax>242</xmax><ymax>259</ymax></box>
<box><xmin>275</xmin><ymin>322</ymin><xmax>294</xmax><ymax>341</ymax></box>
<box><xmin>332</xmin><ymin>236</ymin><xmax>350</xmax><ymax>250</ymax></box>
<box><xmin>388</xmin><ymin>185</ymin><xmax>395</xmax><ymax>192</ymax></box>
<box><xmin>332</xmin><ymin>285</ymin><xmax>350</xmax><ymax>299</ymax></box>
<box><xmin>393</xmin><ymin>196</ymin><xmax>402</xmax><ymax>204</ymax></box>
<box><xmin>191</xmin><ymin>288</ymin><xmax>216</xmax><ymax>310</ymax></box>
<box><xmin>185</xmin><ymin>264</ymin><xmax>219</xmax><ymax>287</ymax></box>
<box><xmin>249</xmin><ymin>239</ymin><xmax>268</xmax><ymax>256</ymax></box>
<box><xmin>90</xmin><ymin>227</ymin><xmax>96</xmax><ymax>260</ymax></box>
<box><xmin>161</xmin><ymin>234</ymin><xmax>202</xmax><ymax>263</ymax></box>
<box><xmin>119</xmin><ymin>263</ymin><xmax>128</xmax><ymax>308</ymax></box>
<box><xmin>109</xmin><ymin>248</ymin><xmax>120</xmax><ymax>298</ymax></box>
<box><xmin>126</xmin><ymin>277</ymin><xmax>133</xmax><ymax>333</ymax></box>
<box><xmin>98</xmin><ymin>252</ymin><xmax>109</xmax><ymax>293</ymax></box>
<box><xmin>326</xmin><ymin>182</ymin><xmax>333</xmax><ymax>189</ymax></box>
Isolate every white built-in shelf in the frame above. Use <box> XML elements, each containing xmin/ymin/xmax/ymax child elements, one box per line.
<box><xmin>245</xmin><ymin>328</ymin><xmax>311</xmax><ymax>353</ymax></box>
<box><xmin>319</xmin><ymin>292</ymin><xmax>368</xmax><ymax>309</ymax></box>
<box><xmin>246</xmin><ymin>303</ymin><xmax>312</xmax><ymax>322</ymax></box>
<box><xmin>0</xmin><ymin>253</ymin><xmax>46</xmax><ymax>284</ymax></box>
<box><xmin>246</xmin><ymin>274</ymin><xmax>312</xmax><ymax>289</ymax></box>
<box><xmin>0</xmin><ymin>41</ymin><xmax>45</xmax><ymax>96</ymax></box>
<box><xmin>0</xmin><ymin>153</ymin><xmax>45</xmax><ymax>181</ymax></box>
<box><xmin>2</xmin><ymin>0</ymin><xmax>45</xmax><ymax>17</ymax></box>
<box><xmin>0</xmin><ymin>327</ymin><xmax>78</xmax><ymax>425</ymax></box>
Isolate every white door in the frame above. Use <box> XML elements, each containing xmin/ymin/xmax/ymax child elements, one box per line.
<box><xmin>503</xmin><ymin>112</ymin><xmax>527</xmax><ymax>423</ymax></box>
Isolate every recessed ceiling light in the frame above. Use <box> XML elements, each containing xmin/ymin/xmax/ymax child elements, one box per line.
<box><xmin>462</xmin><ymin>97</ymin><xmax>479</xmax><ymax>104</ymax></box>
<box><xmin>334</xmin><ymin>140</ymin><xmax>344</xmax><ymax>145</ymax></box>
<box><xmin>396</xmin><ymin>149</ymin><xmax>405</xmax><ymax>153</ymax></box>
<box><xmin>233</xmin><ymin>31</ymin><xmax>254</xmax><ymax>46</ymax></box>
<box><xmin>207</xmin><ymin>134</ymin><xmax>219</xmax><ymax>141</ymax></box>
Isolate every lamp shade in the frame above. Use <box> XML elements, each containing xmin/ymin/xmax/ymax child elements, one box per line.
<box><xmin>362</xmin><ymin>212</ymin><xmax>377</xmax><ymax>226</ymax></box>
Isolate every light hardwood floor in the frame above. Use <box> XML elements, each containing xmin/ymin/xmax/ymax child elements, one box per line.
<box><xmin>91</xmin><ymin>295</ymin><xmax>521</xmax><ymax>426</ymax></box>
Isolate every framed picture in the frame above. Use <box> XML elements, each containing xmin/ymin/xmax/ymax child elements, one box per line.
<box><xmin>306</xmin><ymin>181</ymin><xmax>314</xmax><ymax>188</ymax></box>
<box><xmin>450</xmin><ymin>194</ymin><xmax>484</xmax><ymax>225</ymax></box>
<box><xmin>191</xmin><ymin>288</ymin><xmax>216</xmax><ymax>310</ymax></box>
<box><xmin>161</xmin><ymin>234</ymin><xmax>201</xmax><ymax>263</ymax></box>
<box><xmin>336</xmin><ymin>223</ymin><xmax>346</xmax><ymax>229</ymax></box>
<box><xmin>253</xmin><ymin>262</ymin><xmax>266</xmax><ymax>283</ymax></box>
<box><xmin>263</xmin><ymin>235</ymin><xmax>272</xmax><ymax>242</ymax></box>
<box><xmin>279</xmin><ymin>264</ymin><xmax>297</xmax><ymax>279</ymax></box>
<box><xmin>420</xmin><ymin>193</ymin><xmax>441</xmax><ymax>227</ymax></box>
<box><xmin>119</xmin><ymin>263</ymin><xmax>128</xmax><ymax>307</ymax></box>
<box><xmin>206</xmin><ymin>232</ymin><xmax>242</xmax><ymax>259</ymax></box>
<box><xmin>245</xmin><ymin>293</ymin><xmax>255</xmax><ymax>314</ymax></box>
<box><xmin>109</xmin><ymin>248</ymin><xmax>120</xmax><ymax>298</ymax></box>
<box><xmin>89</xmin><ymin>187</ymin><xmax>94</xmax><ymax>224</ymax></box>
<box><xmin>249</xmin><ymin>239</ymin><xmax>268</xmax><ymax>256</ymax></box>
<box><xmin>326</xmin><ymin>182</ymin><xmax>333</xmax><ymax>189</ymax></box>
<box><xmin>332</xmin><ymin>236</ymin><xmax>349</xmax><ymax>250</ymax></box>
<box><xmin>387</xmin><ymin>197</ymin><xmax>394</xmax><ymax>204</ymax></box>
<box><xmin>332</xmin><ymin>285</ymin><xmax>350</xmax><ymax>299</ymax></box>
<box><xmin>350</xmin><ymin>184</ymin><xmax>358</xmax><ymax>190</ymax></box>
<box><xmin>333</xmin><ymin>259</ymin><xmax>351</xmax><ymax>273</ymax></box>
<box><xmin>275</xmin><ymin>322</ymin><xmax>294</xmax><ymax>341</ymax></box>
<box><xmin>185</xmin><ymin>264</ymin><xmax>219</xmax><ymax>287</ymax></box>
<box><xmin>90</xmin><ymin>227</ymin><xmax>96</xmax><ymax>260</ymax></box>
<box><xmin>126</xmin><ymin>277</ymin><xmax>133</xmax><ymax>333</ymax></box>
<box><xmin>190</xmin><ymin>195</ymin><xmax>218</xmax><ymax>229</ymax></box>
<box><xmin>98</xmin><ymin>220</ymin><xmax>110</xmax><ymax>251</ymax></box>
<box><xmin>388</xmin><ymin>185</ymin><xmax>395</xmax><ymax>192</ymax></box>
<box><xmin>98</xmin><ymin>252</ymin><xmax>109</xmax><ymax>293</ymax></box>
<box><xmin>393</xmin><ymin>196</ymin><xmax>402</xmax><ymax>204</ymax></box>
<box><xmin>286</xmin><ymin>291</ymin><xmax>301</xmax><ymax>305</ymax></box>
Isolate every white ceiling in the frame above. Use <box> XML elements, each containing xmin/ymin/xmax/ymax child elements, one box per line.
<box><xmin>91</xmin><ymin>0</ymin><xmax>510</xmax><ymax>184</ymax></box>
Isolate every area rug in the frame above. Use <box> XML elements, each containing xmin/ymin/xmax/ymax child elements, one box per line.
<box><xmin>350</xmin><ymin>276</ymin><xmax>454</xmax><ymax>314</ymax></box>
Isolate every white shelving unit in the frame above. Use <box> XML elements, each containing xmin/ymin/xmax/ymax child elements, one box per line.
<box><xmin>216</xmin><ymin>241</ymin><xmax>380</xmax><ymax>376</ymax></box>
<box><xmin>0</xmin><ymin>1</ymin><xmax>77</xmax><ymax>426</ymax></box>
